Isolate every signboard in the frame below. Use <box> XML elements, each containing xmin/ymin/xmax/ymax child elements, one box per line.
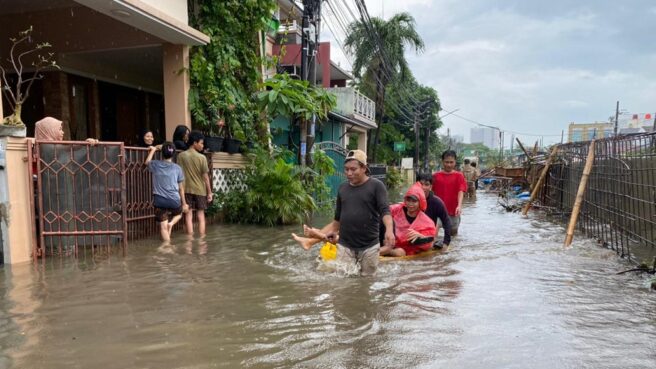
<box><xmin>401</xmin><ymin>157</ymin><xmax>413</xmax><ymax>169</ymax></box>
<box><xmin>393</xmin><ymin>142</ymin><xmax>406</xmax><ymax>152</ymax></box>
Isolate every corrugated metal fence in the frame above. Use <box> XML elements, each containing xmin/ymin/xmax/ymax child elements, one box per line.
<box><xmin>536</xmin><ymin>132</ymin><xmax>656</xmax><ymax>261</ymax></box>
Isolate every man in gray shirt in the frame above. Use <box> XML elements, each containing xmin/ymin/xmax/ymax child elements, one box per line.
<box><xmin>300</xmin><ymin>150</ymin><xmax>394</xmax><ymax>276</ymax></box>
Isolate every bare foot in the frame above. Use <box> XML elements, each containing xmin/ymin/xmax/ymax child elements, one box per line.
<box><xmin>303</xmin><ymin>225</ymin><xmax>324</xmax><ymax>239</ymax></box>
<box><xmin>292</xmin><ymin>233</ymin><xmax>321</xmax><ymax>250</ymax></box>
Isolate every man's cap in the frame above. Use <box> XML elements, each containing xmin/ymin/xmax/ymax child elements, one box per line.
<box><xmin>345</xmin><ymin>149</ymin><xmax>367</xmax><ymax>166</ymax></box>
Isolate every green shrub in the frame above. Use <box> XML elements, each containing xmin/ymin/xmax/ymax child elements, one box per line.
<box><xmin>385</xmin><ymin>166</ymin><xmax>404</xmax><ymax>189</ymax></box>
<box><xmin>217</xmin><ymin>147</ymin><xmax>318</xmax><ymax>226</ymax></box>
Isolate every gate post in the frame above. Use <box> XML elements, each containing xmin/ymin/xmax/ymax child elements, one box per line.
<box><xmin>119</xmin><ymin>144</ymin><xmax>128</xmax><ymax>254</ymax></box>
<box><xmin>0</xmin><ymin>137</ymin><xmax>34</xmax><ymax>264</ymax></box>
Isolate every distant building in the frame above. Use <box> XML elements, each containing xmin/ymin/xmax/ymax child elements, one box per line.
<box><xmin>616</xmin><ymin>112</ymin><xmax>655</xmax><ymax>130</ymax></box>
<box><xmin>568</xmin><ymin>122</ymin><xmax>613</xmax><ymax>142</ymax></box>
<box><xmin>470</xmin><ymin>127</ymin><xmax>499</xmax><ymax>149</ymax></box>
<box><xmin>451</xmin><ymin>134</ymin><xmax>464</xmax><ymax>144</ymax></box>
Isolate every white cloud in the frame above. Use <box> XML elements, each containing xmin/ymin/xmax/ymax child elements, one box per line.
<box><xmin>321</xmin><ymin>0</ymin><xmax>656</xmax><ymax>145</ymax></box>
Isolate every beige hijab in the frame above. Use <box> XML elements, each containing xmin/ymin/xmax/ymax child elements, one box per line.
<box><xmin>35</xmin><ymin>117</ymin><xmax>63</xmax><ymax>141</ymax></box>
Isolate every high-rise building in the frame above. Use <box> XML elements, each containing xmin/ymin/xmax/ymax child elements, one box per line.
<box><xmin>470</xmin><ymin>127</ymin><xmax>499</xmax><ymax>149</ymax></box>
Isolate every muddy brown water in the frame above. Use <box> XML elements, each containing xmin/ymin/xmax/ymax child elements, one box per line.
<box><xmin>1</xmin><ymin>193</ymin><xmax>655</xmax><ymax>368</ymax></box>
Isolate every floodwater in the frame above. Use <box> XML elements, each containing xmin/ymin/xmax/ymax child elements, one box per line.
<box><xmin>1</xmin><ymin>193</ymin><xmax>655</xmax><ymax>369</ymax></box>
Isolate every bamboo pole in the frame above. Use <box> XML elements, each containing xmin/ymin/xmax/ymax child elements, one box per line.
<box><xmin>564</xmin><ymin>140</ymin><xmax>596</xmax><ymax>246</ymax></box>
<box><xmin>522</xmin><ymin>145</ymin><xmax>559</xmax><ymax>215</ymax></box>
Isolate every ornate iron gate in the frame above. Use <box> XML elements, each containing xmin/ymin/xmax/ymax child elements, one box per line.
<box><xmin>35</xmin><ymin>141</ymin><xmax>127</xmax><ymax>257</ymax></box>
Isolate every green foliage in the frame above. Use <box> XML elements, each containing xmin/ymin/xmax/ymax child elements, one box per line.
<box><xmin>385</xmin><ymin>166</ymin><xmax>404</xmax><ymax>189</ymax></box>
<box><xmin>303</xmin><ymin>149</ymin><xmax>336</xmax><ymax>212</ymax></box>
<box><xmin>188</xmin><ymin>0</ymin><xmax>276</xmax><ymax>142</ymax></box>
<box><xmin>257</xmin><ymin>73</ymin><xmax>337</xmax><ymax>123</ymax></box>
<box><xmin>343</xmin><ymin>13</ymin><xmax>425</xmax><ymax>161</ymax></box>
<box><xmin>346</xmin><ymin>133</ymin><xmax>359</xmax><ymax>150</ymax></box>
<box><xmin>216</xmin><ymin>147</ymin><xmax>336</xmax><ymax>226</ymax></box>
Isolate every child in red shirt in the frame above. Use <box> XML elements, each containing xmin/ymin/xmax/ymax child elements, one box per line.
<box><xmin>432</xmin><ymin>150</ymin><xmax>467</xmax><ymax>235</ymax></box>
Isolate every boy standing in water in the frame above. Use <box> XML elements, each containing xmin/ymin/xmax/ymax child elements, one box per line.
<box><xmin>177</xmin><ymin>131</ymin><xmax>213</xmax><ymax>235</ymax></box>
<box><xmin>432</xmin><ymin>150</ymin><xmax>467</xmax><ymax>236</ymax></box>
<box><xmin>145</xmin><ymin>142</ymin><xmax>188</xmax><ymax>242</ymax></box>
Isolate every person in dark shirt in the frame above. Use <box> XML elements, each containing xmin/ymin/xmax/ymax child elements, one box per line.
<box><xmin>292</xmin><ymin>149</ymin><xmax>394</xmax><ymax>276</ymax></box>
<box><xmin>417</xmin><ymin>172</ymin><xmax>452</xmax><ymax>248</ymax></box>
<box><xmin>172</xmin><ymin>125</ymin><xmax>190</xmax><ymax>151</ymax></box>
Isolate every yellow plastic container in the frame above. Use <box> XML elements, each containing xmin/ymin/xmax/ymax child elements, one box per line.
<box><xmin>320</xmin><ymin>242</ymin><xmax>337</xmax><ymax>261</ymax></box>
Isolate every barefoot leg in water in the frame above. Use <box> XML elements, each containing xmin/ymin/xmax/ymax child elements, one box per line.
<box><xmin>292</xmin><ymin>233</ymin><xmax>322</xmax><ymax>250</ymax></box>
<box><xmin>303</xmin><ymin>224</ymin><xmax>325</xmax><ymax>239</ymax></box>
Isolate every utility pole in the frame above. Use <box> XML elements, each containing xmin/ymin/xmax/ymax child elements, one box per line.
<box><xmin>300</xmin><ymin>0</ymin><xmax>321</xmax><ymax>166</ymax></box>
<box><xmin>613</xmin><ymin>100</ymin><xmax>619</xmax><ymax>137</ymax></box>
<box><xmin>447</xmin><ymin>128</ymin><xmax>451</xmax><ymax>149</ymax></box>
<box><xmin>498</xmin><ymin>129</ymin><xmax>503</xmax><ymax>164</ymax></box>
<box><xmin>414</xmin><ymin>110</ymin><xmax>419</xmax><ymax>174</ymax></box>
<box><xmin>424</xmin><ymin>122</ymin><xmax>430</xmax><ymax>172</ymax></box>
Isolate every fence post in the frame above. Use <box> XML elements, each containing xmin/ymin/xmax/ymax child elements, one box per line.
<box><xmin>564</xmin><ymin>140</ymin><xmax>596</xmax><ymax>246</ymax></box>
<box><xmin>522</xmin><ymin>145</ymin><xmax>559</xmax><ymax>215</ymax></box>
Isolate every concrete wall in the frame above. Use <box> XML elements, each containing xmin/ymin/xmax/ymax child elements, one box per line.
<box><xmin>139</xmin><ymin>0</ymin><xmax>188</xmax><ymax>25</ymax></box>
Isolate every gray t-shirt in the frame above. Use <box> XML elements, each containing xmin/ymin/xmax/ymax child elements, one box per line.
<box><xmin>148</xmin><ymin>160</ymin><xmax>184</xmax><ymax>204</ymax></box>
<box><xmin>334</xmin><ymin>177</ymin><xmax>390</xmax><ymax>250</ymax></box>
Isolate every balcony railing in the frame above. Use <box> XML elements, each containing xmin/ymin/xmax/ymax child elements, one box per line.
<box><xmin>327</xmin><ymin>87</ymin><xmax>376</xmax><ymax>127</ymax></box>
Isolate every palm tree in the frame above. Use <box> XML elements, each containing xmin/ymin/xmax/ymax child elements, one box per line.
<box><xmin>344</xmin><ymin>12</ymin><xmax>424</xmax><ymax>162</ymax></box>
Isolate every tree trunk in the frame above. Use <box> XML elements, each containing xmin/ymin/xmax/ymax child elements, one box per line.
<box><xmin>1</xmin><ymin>103</ymin><xmax>24</xmax><ymax>126</ymax></box>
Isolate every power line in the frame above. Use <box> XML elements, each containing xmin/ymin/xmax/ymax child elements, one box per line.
<box><xmin>445</xmin><ymin>112</ymin><xmax>563</xmax><ymax>137</ymax></box>
<box><xmin>328</xmin><ymin>0</ymin><xmax>433</xmax><ymax>121</ymax></box>
<box><xmin>326</xmin><ymin>0</ymin><xmax>426</xmax><ymax>123</ymax></box>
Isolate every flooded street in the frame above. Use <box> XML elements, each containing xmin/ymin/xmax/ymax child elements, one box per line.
<box><xmin>1</xmin><ymin>193</ymin><xmax>655</xmax><ymax>368</ymax></box>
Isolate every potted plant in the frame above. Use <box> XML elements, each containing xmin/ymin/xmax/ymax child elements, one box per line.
<box><xmin>222</xmin><ymin>119</ymin><xmax>243</xmax><ymax>154</ymax></box>
<box><xmin>0</xmin><ymin>26</ymin><xmax>59</xmax><ymax>136</ymax></box>
<box><xmin>203</xmin><ymin>112</ymin><xmax>224</xmax><ymax>152</ymax></box>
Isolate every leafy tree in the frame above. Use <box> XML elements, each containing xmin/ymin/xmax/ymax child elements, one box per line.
<box><xmin>344</xmin><ymin>12</ymin><xmax>424</xmax><ymax>162</ymax></box>
<box><xmin>257</xmin><ymin>73</ymin><xmax>336</xmax><ymax>123</ymax></box>
<box><xmin>188</xmin><ymin>0</ymin><xmax>276</xmax><ymax>142</ymax></box>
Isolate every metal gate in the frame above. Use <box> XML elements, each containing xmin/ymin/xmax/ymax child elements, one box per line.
<box><xmin>34</xmin><ymin>141</ymin><xmax>127</xmax><ymax>257</ymax></box>
<box><xmin>316</xmin><ymin>142</ymin><xmax>347</xmax><ymax>198</ymax></box>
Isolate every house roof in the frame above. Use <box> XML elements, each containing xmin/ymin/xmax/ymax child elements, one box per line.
<box><xmin>74</xmin><ymin>0</ymin><xmax>209</xmax><ymax>45</ymax></box>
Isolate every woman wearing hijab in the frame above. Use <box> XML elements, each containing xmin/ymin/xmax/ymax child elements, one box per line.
<box><xmin>34</xmin><ymin>117</ymin><xmax>98</xmax><ymax>143</ymax></box>
<box><xmin>33</xmin><ymin>117</ymin><xmax>98</xmax><ymax>254</ymax></box>
<box><xmin>379</xmin><ymin>183</ymin><xmax>437</xmax><ymax>257</ymax></box>
<box><xmin>172</xmin><ymin>125</ymin><xmax>190</xmax><ymax>150</ymax></box>
<box><xmin>138</xmin><ymin>129</ymin><xmax>155</xmax><ymax>147</ymax></box>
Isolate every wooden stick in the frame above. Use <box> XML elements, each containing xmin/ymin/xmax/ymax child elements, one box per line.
<box><xmin>516</xmin><ymin>138</ymin><xmax>532</xmax><ymax>161</ymax></box>
<box><xmin>522</xmin><ymin>145</ymin><xmax>559</xmax><ymax>215</ymax></box>
<box><xmin>532</xmin><ymin>141</ymin><xmax>539</xmax><ymax>157</ymax></box>
<box><xmin>564</xmin><ymin>140</ymin><xmax>596</xmax><ymax>246</ymax></box>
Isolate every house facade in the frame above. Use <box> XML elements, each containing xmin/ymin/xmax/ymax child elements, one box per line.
<box><xmin>267</xmin><ymin>0</ymin><xmax>376</xmax><ymax>155</ymax></box>
<box><xmin>0</xmin><ymin>0</ymin><xmax>210</xmax><ymax>265</ymax></box>
<box><xmin>0</xmin><ymin>0</ymin><xmax>209</xmax><ymax>144</ymax></box>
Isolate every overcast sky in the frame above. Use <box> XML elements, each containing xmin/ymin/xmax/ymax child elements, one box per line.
<box><xmin>322</xmin><ymin>0</ymin><xmax>656</xmax><ymax>145</ymax></box>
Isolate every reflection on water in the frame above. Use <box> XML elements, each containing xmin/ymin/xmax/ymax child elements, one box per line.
<box><xmin>1</xmin><ymin>194</ymin><xmax>655</xmax><ymax>368</ymax></box>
